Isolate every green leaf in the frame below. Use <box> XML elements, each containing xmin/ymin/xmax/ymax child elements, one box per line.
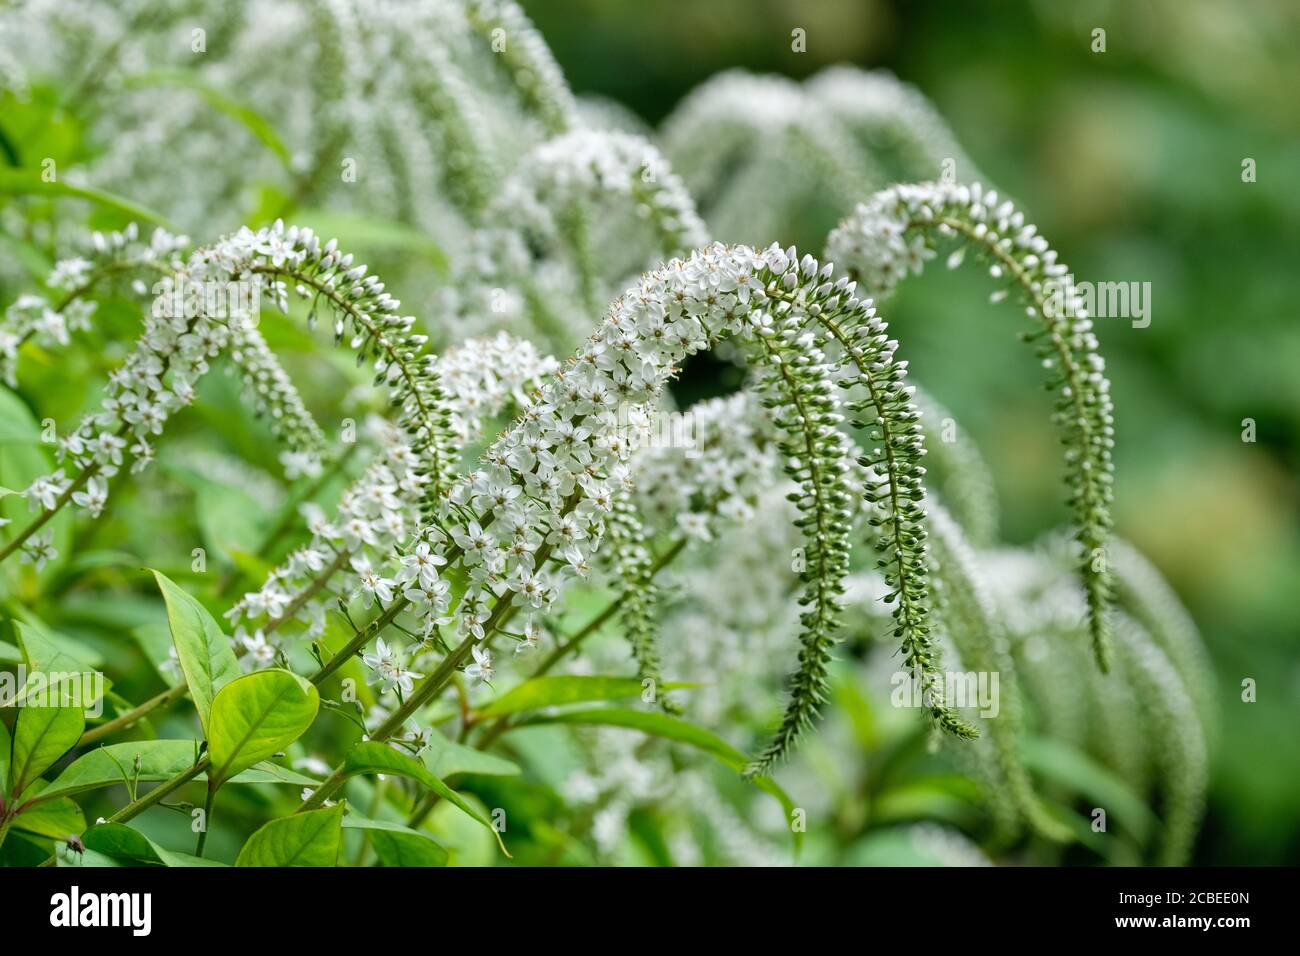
<box><xmin>207</xmin><ymin>670</ymin><xmax>319</xmax><ymax>788</ymax></box>
<box><xmin>37</xmin><ymin>740</ymin><xmax>201</xmax><ymax>803</ymax></box>
<box><xmin>83</xmin><ymin>823</ymin><xmax>225</xmax><ymax>867</ymax></box>
<box><xmin>0</xmin><ymin>168</ymin><xmax>171</xmax><ymax>226</ymax></box>
<box><xmin>520</xmin><ymin>707</ymin><xmax>801</xmax><ymax>844</ymax></box>
<box><xmin>9</xmin><ymin>705</ymin><xmax>84</xmax><ymax>798</ymax></box>
<box><xmin>422</xmin><ymin>733</ymin><xmax>520</xmax><ymax>779</ymax></box>
<box><xmin>149</xmin><ymin>569</ymin><xmax>241</xmax><ymax>734</ymax></box>
<box><xmin>122</xmin><ymin>71</ymin><xmax>293</xmax><ymax>169</ymax></box>
<box><xmin>341</xmin><ymin>740</ymin><xmax>509</xmax><ymax>856</ymax></box>
<box><xmin>228</xmin><ymin>761</ymin><xmax>321</xmax><ymax>787</ymax></box>
<box><xmin>35</xmin><ymin>741</ymin><xmax>318</xmax><ymax>804</ymax></box>
<box><xmin>342</xmin><ymin>817</ymin><xmax>449</xmax><ymax>867</ymax></box>
<box><xmin>10</xmin><ymin>796</ymin><xmax>85</xmax><ymax>839</ymax></box>
<box><xmin>235</xmin><ymin>805</ymin><xmax>344</xmax><ymax>866</ymax></box>
<box><xmin>477</xmin><ymin>675</ymin><xmax>697</xmax><ymax>718</ymax></box>
<box><xmin>14</xmin><ymin>618</ymin><xmax>104</xmax><ymax>689</ymax></box>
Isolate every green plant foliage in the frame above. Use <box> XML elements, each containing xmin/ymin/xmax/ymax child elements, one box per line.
<box><xmin>206</xmin><ymin>671</ymin><xmax>319</xmax><ymax>788</ymax></box>
<box><xmin>235</xmin><ymin>805</ymin><xmax>344</xmax><ymax>867</ymax></box>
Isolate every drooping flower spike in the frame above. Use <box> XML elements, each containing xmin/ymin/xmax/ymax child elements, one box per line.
<box><xmin>464</xmin><ymin>0</ymin><xmax>578</xmax><ymax>135</ymax></box>
<box><xmin>1</xmin><ymin>224</ymin><xmax>188</xmax><ymax>387</ymax></box>
<box><xmin>0</xmin><ymin>221</ymin><xmax>459</xmax><ymax>564</ymax></box>
<box><xmin>828</xmin><ymin>181</ymin><xmax>1117</xmax><ymax>670</ymax></box>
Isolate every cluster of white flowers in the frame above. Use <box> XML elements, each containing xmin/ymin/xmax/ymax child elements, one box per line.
<box><xmin>10</xmin><ymin>221</ymin><xmax>457</xmax><ymax>594</ymax></box>
<box><xmin>1</xmin><ymin>223</ymin><xmax>188</xmax><ymax>387</ymax></box>
<box><xmin>828</xmin><ymin>180</ymin><xmax>1116</xmax><ymax>668</ymax></box>
<box><xmin>633</xmin><ymin>390</ymin><xmax>780</xmax><ymax>542</ymax></box>
<box><xmin>441</xmin><ymin>130</ymin><xmax>708</xmax><ymax>348</ymax></box>
<box><xmin>435</xmin><ymin>332</ymin><xmax>559</xmax><ymax>445</ymax></box>
<box><xmin>226</xmin><ymin>417</ymin><xmax>434</xmax><ymax>651</ymax></box>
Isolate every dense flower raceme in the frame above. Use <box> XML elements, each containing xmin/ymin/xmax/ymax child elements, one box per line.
<box><xmin>0</xmin><ymin>223</ymin><xmax>189</xmax><ymax>387</ymax></box>
<box><xmin>2</xmin><ymin>221</ymin><xmax>459</xmax><ymax>566</ymax></box>
<box><xmin>227</xmin><ymin>334</ymin><xmax>558</xmax><ymax>650</ymax></box>
<box><xmin>828</xmin><ymin>180</ymin><xmax>1117</xmax><ymax>669</ymax></box>
<box><xmin>2</xmin><ymin>223</ymin><xmax>336</xmax><ymax>488</ymax></box>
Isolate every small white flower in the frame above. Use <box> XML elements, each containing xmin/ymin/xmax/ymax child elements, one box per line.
<box><xmin>465</xmin><ymin>644</ymin><xmax>493</xmax><ymax>685</ymax></box>
<box><xmin>19</xmin><ymin>530</ymin><xmax>57</xmax><ymax>570</ymax></box>
<box><xmin>71</xmin><ymin>476</ymin><xmax>108</xmax><ymax>518</ymax></box>
<box><xmin>241</xmin><ymin>631</ymin><xmax>278</xmax><ymax>667</ymax></box>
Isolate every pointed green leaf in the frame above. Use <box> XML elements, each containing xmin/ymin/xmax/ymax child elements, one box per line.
<box><xmin>477</xmin><ymin>675</ymin><xmax>697</xmax><ymax>718</ymax></box>
<box><xmin>83</xmin><ymin>823</ymin><xmax>226</xmax><ymax>867</ymax></box>
<box><xmin>236</xmin><ymin>805</ymin><xmax>343</xmax><ymax>866</ymax></box>
<box><xmin>11</xmin><ymin>796</ymin><xmax>85</xmax><ymax>839</ymax></box>
<box><xmin>341</xmin><ymin>740</ymin><xmax>508</xmax><ymax>856</ymax></box>
<box><xmin>36</xmin><ymin>740</ymin><xmax>201</xmax><ymax>804</ymax></box>
<box><xmin>12</xmin><ymin>620</ymin><xmax>105</xmax><ymax>707</ymax></box>
<box><xmin>207</xmin><ymin>670</ymin><xmax>319</xmax><ymax>788</ymax></box>
<box><xmin>342</xmin><ymin>817</ymin><xmax>449</xmax><ymax>867</ymax></box>
<box><xmin>0</xmin><ymin>168</ymin><xmax>171</xmax><ymax>226</ymax></box>
<box><xmin>150</xmin><ymin>569</ymin><xmax>241</xmax><ymax>734</ymax></box>
<box><xmin>228</xmin><ymin>761</ymin><xmax>322</xmax><ymax>787</ymax></box>
<box><xmin>9</xmin><ymin>705</ymin><xmax>83</xmax><ymax>798</ymax></box>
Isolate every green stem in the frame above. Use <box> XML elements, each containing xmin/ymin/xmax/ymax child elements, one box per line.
<box><xmin>195</xmin><ymin>782</ymin><xmax>216</xmax><ymax>857</ymax></box>
<box><xmin>107</xmin><ymin>758</ymin><xmax>209</xmax><ymax>824</ymax></box>
<box><xmin>78</xmin><ymin>683</ymin><xmax>189</xmax><ymax>747</ymax></box>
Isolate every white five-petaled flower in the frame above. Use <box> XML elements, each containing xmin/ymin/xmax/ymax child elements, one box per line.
<box><xmin>20</xmin><ymin>529</ymin><xmax>58</xmax><ymax>570</ymax></box>
<box><xmin>71</xmin><ymin>476</ymin><xmax>108</xmax><ymax>518</ymax></box>
<box><xmin>354</xmin><ymin>558</ymin><xmax>395</xmax><ymax>608</ymax></box>
<box><xmin>25</xmin><ymin>471</ymin><xmax>69</xmax><ymax>511</ymax></box>
<box><xmin>241</xmin><ymin>631</ymin><xmax>278</xmax><ymax>667</ymax></box>
<box><xmin>465</xmin><ymin>644</ymin><xmax>493</xmax><ymax>684</ymax></box>
<box><xmin>396</xmin><ymin>540</ymin><xmax>447</xmax><ymax>588</ymax></box>
<box><xmin>362</xmin><ymin>638</ymin><xmax>423</xmax><ymax>695</ymax></box>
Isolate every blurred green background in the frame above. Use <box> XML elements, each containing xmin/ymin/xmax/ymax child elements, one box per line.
<box><xmin>524</xmin><ymin>0</ymin><xmax>1300</xmax><ymax>865</ymax></box>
